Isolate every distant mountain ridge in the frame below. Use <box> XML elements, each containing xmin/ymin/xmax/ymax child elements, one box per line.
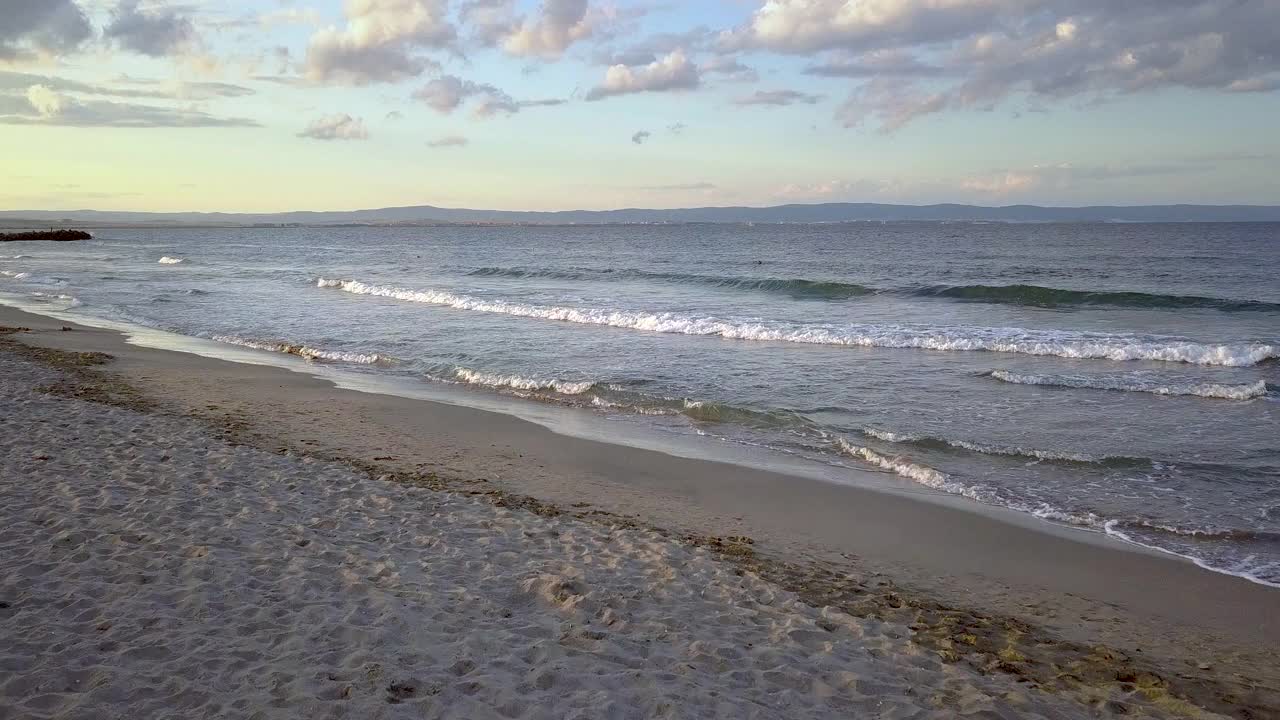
<box><xmin>3</xmin><ymin>202</ymin><xmax>1279</xmax><ymax>225</ymax></box>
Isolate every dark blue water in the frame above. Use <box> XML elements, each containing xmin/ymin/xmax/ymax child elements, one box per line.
<box><xmin>3</xmin><ymin>222</ymin><xmax>1278</xmax><ymax>585</ymax></box>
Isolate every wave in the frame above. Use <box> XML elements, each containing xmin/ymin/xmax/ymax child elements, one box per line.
<box><xmin>447</xmin><ymin>367</ymin><xmax>597</xmax><ymax>395</ymax></box>
<box><xmin>1106</xmin><ymin>519</ymin><xmax>1280</xmax><ymax>544</ymax></box>
<box><xmin>988</xmin><ymin>369</ymin><xmax>1271</xmax><ymax>400</ymax></box>
<box><xmin>833</xmin><ymin>438</ymin><xmax>986</xmax><ymax>500</ymax></box>
<box><xmin>29</xmin><ymin>292</ymin><xmax>82</xmax><ymax>307</ymax></box>
<box><xmin>211</xmin><ymin>335</ymin><xmax>391</xmax><ymax>365</ymax></box>
<box><xmin>860</xmin><ymin>427</ymin><xmax>1108</xmax><ymax>463</ymax></box>
<box><xmin>917</xmin><ymin>284</ymin><xmax>1280</xmax><ymax>312</ymax></box>
<box><xmin>468</xmin><ymin>267</ymin><xmax>875</xmax><ymax>299</ymax></box>
<box><xmin>1103</xmin><ymin>521</ymin><xmax>1280</xmax><ymax>587</ymax></box>
<box><xmin>317</xmin><ymin>278</ymin><xmax>1278</xmax><ymax>366</ymax></box>
<box><xmin>469</xmin><ymin>267</ymin><xmax>1278</xmax><ymax>311</ymax></box>
<box><xmin>835</xmin><ymin>435</ymin><xmax>1278</xmax><ymax>585</ymax></box>
<box><xmin>0</xmin><ymin>269</ymin><xmax>65</xmax><ymax>286</ymax></box>
<box><xmin>0</xmin><ymin>254</ymin><xmax>31</xmax><ymax>260</ymax></box>
<box><xmin>158</xmin><ymin>256</ymin><xmax>185</xmax><ymax>265</ymax></box>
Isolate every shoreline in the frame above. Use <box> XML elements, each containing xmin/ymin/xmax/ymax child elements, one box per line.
<box><xmin>3</xmin><ymin>304</ymin><xmax>1278</xmax><ymax>716</ymax></box>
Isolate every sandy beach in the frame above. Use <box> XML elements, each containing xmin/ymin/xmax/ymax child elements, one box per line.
<box><xmin>1</xmin><ymin>305</ymin><xmax>1277</xmax><ymax>719</ymax></box>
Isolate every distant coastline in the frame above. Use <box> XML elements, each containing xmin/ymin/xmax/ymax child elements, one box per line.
<box><xmin>0</xmin><ymin>229</ymin><xmax>92</xmax><ymax>242</ymax></box>
<box><xmin>3</xmin><ymin>201</ymin><xmax>1280</xmax><ymax>227</ymax></box>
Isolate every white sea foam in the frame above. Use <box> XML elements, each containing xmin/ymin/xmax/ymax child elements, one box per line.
<box><xmin>989</xmin><ymin>369</ymin><xmax>1270</xmax><ymax>399</ymax></box>
<box><xmin>451</xmin><ymin>367</ymin><xmax>595</xmax><ymax>395</ymax></box>
<box><xmin>29</xmin><ymin>292</ymin><xmax>82</xmax><ymax>307</ymax></box>
<box><xmin>0</xmin><ymin>271</ymin><xmax>31</xmax><ymax>280</ymax></box>
<box><xmin>0</xmin><ymin>255</ymin><xmax>31</xmax><ymax>260</ymax></box>
<box><xmin>211</xmin><ymin>335</ymin><xmax>389</xmax><ymax>365</ymax></box>
<box><xmin>316</xmin><ymin>278</ymin><xmax>1278</xmax><ymax>367</ymax></box>
<box><xmin>158</xmin><ymin>256</ymin><xmax>185</xmax><ymax>265</ymax></box>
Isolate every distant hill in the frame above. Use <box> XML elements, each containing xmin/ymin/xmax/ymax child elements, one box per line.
<box><xmin>3</xmin><ymin>202</ymin><xmax>1279</xmax><ymax>226</ymax></box>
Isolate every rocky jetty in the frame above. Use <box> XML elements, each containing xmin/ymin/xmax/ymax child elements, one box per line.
<box><xmin>0</xmin><ymin>230</ymin><xmax>92</xmax><ymax>242</ymax></box>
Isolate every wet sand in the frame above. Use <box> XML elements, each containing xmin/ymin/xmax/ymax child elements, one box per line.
<box><xmin>2</xmin><ymin>304</ymin><xmax>1277</xmax><ymax>718</ymax></box>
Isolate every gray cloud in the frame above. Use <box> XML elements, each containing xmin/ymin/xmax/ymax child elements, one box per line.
<box><xmin>0</xmin><ymin>85</ymin><xmax>258</xmax><ymax>128</ymax></box>
<box><xmin>104</xmin><ymin>0</ymin><xmax>196</xmax><ymax>57</ymax></box>
<box><xmin>593</xmin><ymin>26</ymin><xmax>712</xmax><ymax>67</ymax></box>
<box><xmin>427</xmin><ymin>134</ymin><xmax>469</xmax><ymax>148</ymax></box>
<box><xmin>734</xmin><ymin>89</ymin><xmax>823</xmax><ymax>107</ymax></box>
<box><xmin>587</xmin><ymin>49</ymin><xmax>698</xmax><ymax>100</ymax></box>
<box><xmin>804</xmin><ymin>50</ymin><xmax>945</xmax><ymax>78</ymax></box>
<box><xmin>111</xmin><ymin>75</ymin><xmax>256</xmax><ymax>100</ymax></box>
<box><xmin>304</xmin><ymin>0</ymin><xmax>455</xmax><ymax>85</ymax></box>
<box><xmin>0</xmin><ymin>72</ymin><xmax>254</xmax><ymax>101</ymax></box>
<box><xmin>958</xmin><ymin>162</ymin><xmax>1217</xmax><ymax>195</ymax></box>
<box><xmin>413</xmin><ymin>75</ymin><xmax>516</xmax><ymax>117</ymax></box>
<box><xmin>631</xmin><ymin>130</ymin><xmax>650</xmax><ymax>144</ymax></box>
<box><xmin>837</xmin><ymin>78</ymin><xmax>946</xmax><ymax>132</ymax></box>
<box><xmin>727</xmin><ymin>1</ymin><xmax>1280</xmax><ymax>131</ymax></box>
<box><xmin>460</xmin><ymin>0</ymin><xmax>517</xmax><ymax>46</ymax></box>
<box><xmin>0</xmin><ymin>0</ymin><xmax>92</xmax><ymax>60</ymax></box>
<box><xmin>518</xmin><ymin>98</ymin><xmax>567</xmax><ymax>108</ymax></box>
<box><xmin>297</xmin><ymin>114</ymin><xmax>369</xmax><ymax>140</ymax></box>
<box><xmin>633</xmin><ymin>182</ymin><xmax>716</xmax><ymax>191</ymax></box>
<box><xmin>702</xmin><ymin>56</ymin><xmax>758</xmax><ymax>83</ymax></box>
<box><xmin>413</xmin><ymin>75</ymin><xmax>561</xmax><ymax>117</ymax></box>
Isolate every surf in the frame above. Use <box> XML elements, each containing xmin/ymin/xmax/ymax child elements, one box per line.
<box><xmin>317</xmin><ymin>278</ymin><xmax>1278</xmax><ymax>366</ymax></box>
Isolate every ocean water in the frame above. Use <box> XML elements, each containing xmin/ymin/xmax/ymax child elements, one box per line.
<box><xmin>3</xmin><ymin>223</ymin><xmax>1278</xmax><ymax>586</ymax></box>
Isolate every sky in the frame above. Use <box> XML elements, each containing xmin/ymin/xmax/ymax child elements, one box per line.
<box><xmin>2</xmin><ymin>0</ymin><xmax>1279</xmax><ymax>213</ymax></box>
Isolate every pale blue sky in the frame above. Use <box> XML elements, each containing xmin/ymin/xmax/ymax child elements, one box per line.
<box><xmin>2</xmin><ymin>0</ymin><xmax>1278</xmax><ymax>211</ymax></box>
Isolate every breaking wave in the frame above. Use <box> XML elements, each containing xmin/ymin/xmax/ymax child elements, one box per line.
<box><xmin>29</xmin><ymin>292</ymin><xmax>82</xmax><ymax>307</ymax></box>
<box><xmin>834</xmin><ymin>438</ymin><xmax>984</xmax><ymax>499</ymax></box>
<box><xmin>859</xmin><ymin>427</ymin><xmax>1108</xmax><ymax>463</ymax></box>
<box><xmin>468</xmin><ymin>267</ymin><xmax>875</xmax><ymax>299</ymax></box>
<box><xmin>211</xmin><ymin>335</ymin><xmax>391</xmax><ymax>365</ymax></box>
<box><xmin>469</xmin><ymin>267</ymin><xmax>1279</xmax><ymax>311</ymax></box>
<box><xmin>158</xmin><ymin>256</ymin><xmax>185</xmax><ymax>265</ymax></box>
<box><xmin>917</xmin><ymin>284</ymin><xmax>1280</xmax><ymax>312</ymax></box>
<box><xmin>988</xmin><ymin>369</ymin><xmax>1271</xmax><ymax>400</ymax></box>
<box><xmin>317</xmin><ymin>278</ymin><xmax>1278</xmax><ymax>366</ymax></box>
<box><xmin>447</xmin><ymin>367</ymin><xmax>597</xmax><ymax>395</ymax></box>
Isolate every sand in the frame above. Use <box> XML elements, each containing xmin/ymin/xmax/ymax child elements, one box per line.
<box><xmin>1</xmin><ymin>307</ymin><xmax>1277</xmax><ymax>718</ymax></box>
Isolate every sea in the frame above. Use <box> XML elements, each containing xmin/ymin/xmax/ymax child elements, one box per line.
<box><xmin>2</xmin><ymin>222</ymin><xmax>1278</xmax><ymax>586</ymax></box>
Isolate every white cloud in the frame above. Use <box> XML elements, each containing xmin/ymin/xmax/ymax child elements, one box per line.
<box><xmin>27</xmin><ymin>84</ymin><xmax>66</xmax><ymax>117</ymax></box>
<box><xmin>586</xmin><ymin>49</ymin><xmax>698</xmax><ymax>101</ymax></box>
<box><xmin>726</xmin><ymin>0</ymin><xmax>1003</xmax><ymax>54</ymax></box>
<box><xmin>304</xmin><ymin>0</ymin><xmax>454</xmax><ymax>85</ymax></box>
<box><xmin>298</xmin><ymin>114</ymin><xmax>369</xmax><ymax>140</ymax></box>
<box><xmin>502</xmin><ymin>0</ymin><xmax>593</xmax><ymax>59</ymax></box>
